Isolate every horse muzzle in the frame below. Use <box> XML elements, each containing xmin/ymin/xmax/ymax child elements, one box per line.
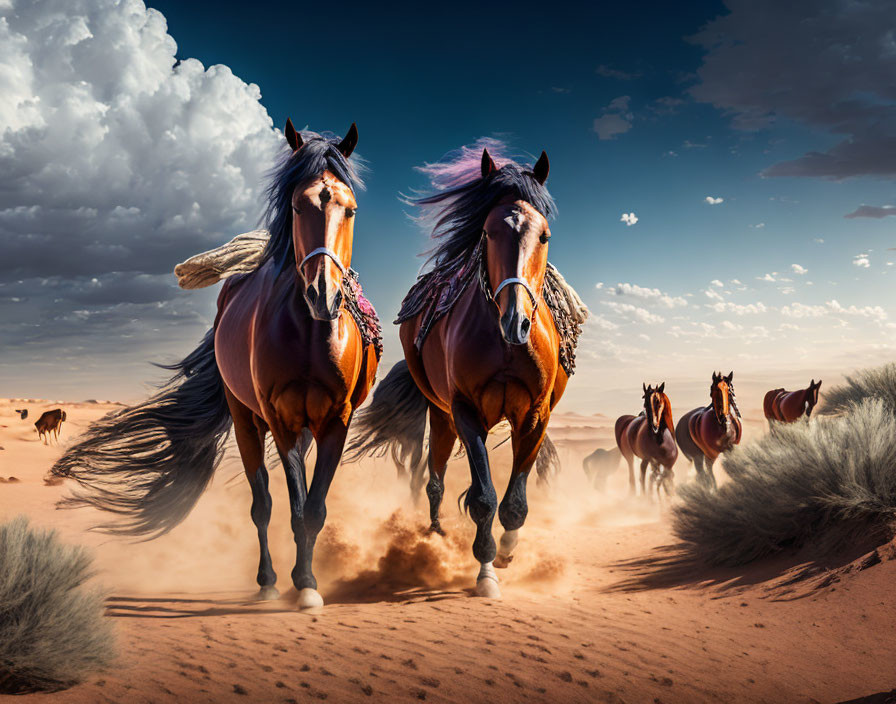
<box><xmin>495</xmin><ymin>278</ymin><xmax>536</xmax><ymax>346</ymax></box>
<box><xmin>305</xmin><ymin>280</ymin><xmax>342</xmax><ymax>321</ymax></box>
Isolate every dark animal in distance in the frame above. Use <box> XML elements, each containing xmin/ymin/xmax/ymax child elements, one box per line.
<box><xmin>34</xmin><ymin>409</ymin><xmax>65</xmax><ymax>445</ymax></box>
<box><xmin>15</xmin><ymin>409</ymin><xmax>27</xmax><ymax>420</ymax></box>
<box><xmin>764</xmin><ymin>379</ymin><xmax>822</xmax><ymax>426</ymax></box>
<box><xmin>676</xmin><ymin>371</ymin><xmax>742</xmax><ymax>490</ymax></box>
<box><xmin>615</xmin><ymin>383</ymin><xmax>678</xmax><ymax>500</ymax></box>
<box><xmin>582</xmin><ymin>447</ymin><xmax>622</xmax><ymax>491</ymax></box>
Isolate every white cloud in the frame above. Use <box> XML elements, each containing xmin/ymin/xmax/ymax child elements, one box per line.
<box><xmin>705</xmin><ymin>196</ymin><xmax>724</xmax><ymax>205</ymax></box>
<box><xmin>589</xmin><ymin>314</ymin><xmax>619</xmax><ymax>331</ymax></box>
<box><xmin>595</xmin><ymin>282</ymin><xmax>604</xmax><ymax>290</ymax></box>
<box><xmin>791</xmin><ymin>264</ymin><xmax>808</xmax><ymax>275</ymax></box>
<box><xmin>601</xmin><ymin>301</ymin><xmax>665</xmax><ymax>325</ymax></box>
<box><xmin>781</xmin><ymin>300</ymin><xmax>886</xmax><ymax>321</ymax></box>
<box><xmin>710</xmin><ymin>279</ymin><xmax>725</xmax><ymax>288</ymax></box>
<box><xmin>853</xmin><ymin>254</ymin><xmax>871</xmax><ymax>268</ymax></box>
<box><xmin>704</xmin><ymin>288</ymin><xmax>724</xmax><ymax>301</ymax></box>
<box><xmin>708</xmin><ymin>301</ymin><xmax>768</xmax><ymax>315</ymax></box>
<box><xmin>814</xmin><ymin>238</ymin><xmax>825</xmax><ymax>244</ymax></box>
<box><xmin>620</xmin><ymin>212</ymin><xmax>639</xmax><ymax>226</ymax></box>
<box><xmin>608</xmin><ymin>282</ymin><xmax>687</xmax><ymax>308</ymax></box>
<box><xmin>758</xmin><ymin>273</ymin><xmax>776</xmax><ymax>282</ymax></box>
<box><xmin>750</xmin><ymin>223</ymin><xmax>765</xmax><ymax>229</ymax></box>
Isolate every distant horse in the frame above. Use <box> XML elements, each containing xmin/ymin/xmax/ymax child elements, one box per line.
<box><xmin>615</xmin><ymin>384</ymin><xmax>678</xmax><ymax>500</ymax></box>
<box><xmin>764</xmin><ymin>379</ymin><xmax>822</xmax><ymax>426</ymax></box>
<box><xmin>675</xmin><ymin>371</ymin><xmax>742</xmax><ymax>490</ymax></box>
<box><xmin>582</xmin><ymin>447</ymin><xmax>622</xmax><ymax>491</ymax></box>
<box><xmin>34</xmin><ymin>409</ymin><xmax>65</xmax><ymax>444</ymax></box>
<box><xmin>15</xmin><ymin>408</ymin><xmax>27</xmax><ymax>420</ymax></box>
<box><xmin>52</xmin><ymin>122</ymin><xmax>379</xmax><ymax>611</ymax></box>
<box><xmin>347</xmin><ymin>143</ymin><xmax>576</xmax><ymax>598</ymax></box>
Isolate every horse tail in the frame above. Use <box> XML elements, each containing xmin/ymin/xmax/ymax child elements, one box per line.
<box><xmin>535</xmin><ymin>432</ymin><xmax>560</xmax><ymax>485</ymax></box>
<box><xmin>50</xmin><ymin>328</ymin><xmax>232</xmax><ymax>538</ymax></box>
<box><xmin>344</xmin><ymin>359</ymin><xmax>428</xmax><ymax>465</ymax></box>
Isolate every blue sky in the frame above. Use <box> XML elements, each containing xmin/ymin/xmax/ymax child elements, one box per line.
<box><xmin>1</xmin><ymin>0</ymin><xmax>895</xmax><ymax>414</ymax></box>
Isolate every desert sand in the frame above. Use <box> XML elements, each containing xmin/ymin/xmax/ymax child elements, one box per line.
<box><xmin>1</xmin><ymin>398</ymin><xmax>895</xmax><ymax>704</ymax></box>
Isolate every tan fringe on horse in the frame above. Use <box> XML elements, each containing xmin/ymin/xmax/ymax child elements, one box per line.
<box><xmin>174</xmin><ymin>230</ymin><xmax>269</xmax><ymax>289</ymax></box>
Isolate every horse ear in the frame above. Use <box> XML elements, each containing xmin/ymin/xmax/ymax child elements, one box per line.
<box><xmin>658</xmin><ymin>382</ymin><xmax>665</xmax><ymax>394</ymax></box>
<box><xmin>726</xmin><ymin>371</ymin><xmax>734</xmax><ymax>382</ymax></box>
<box><xmin>532</xmin><ymin>150</ymin><xmax>549</xmax><ymax>185</ymax></box>
<box><xmin>285</xmin><ymin>118</ymin><xmax>303</xmax><ymax>152</ymax></box>
<box><xmin>642</xmin><ymin>382</ymin><xmax>648</xmax><ymax>395</ymax></box>
<box><xmin>337</xmin><ymin>122</ymin><xmax>359</xmax><ymax>158</ymax></box>
<box><xmin>481</xmin><ymin>148</ymin><xmax>498</xmax><ymax>178</ymax></box>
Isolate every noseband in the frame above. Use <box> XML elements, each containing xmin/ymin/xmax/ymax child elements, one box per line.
<box><xmin>299</xmin><ymin>246</ymin><xmax>347</xmax><ymax>278</ymax></box>
<box><xmin>476</xmin><ymin>235</ymin><xmax>541</xmax><ymax>315</ymax></box>
<box><xmin>492</xmin><ymin>277</ymin><xmax>539</xmax><ymax>308</ymax></box>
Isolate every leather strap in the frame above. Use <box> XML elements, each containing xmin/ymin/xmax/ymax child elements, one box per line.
<box><xmin>298</xmin><ymin>246</ymin><xmax>346</xmax><ymax>275</ymax></box>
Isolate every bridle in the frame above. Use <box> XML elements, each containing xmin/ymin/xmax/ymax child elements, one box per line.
<box><xmin>299</xmin><ymin>246</ymin><xmax>347</xmax><ymax>278</ymax></box>
<box><xmin>477</xmin><ymin>233</ymin><xmax>541</xmax><ymax>315</ymax></box>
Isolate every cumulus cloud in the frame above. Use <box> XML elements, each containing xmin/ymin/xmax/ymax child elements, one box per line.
<box><xmin>704</xmin><ymin>196</ymin><xmax>724</xmax><ymax>205</ymax></box>
<box><xmin>708</xmin><ymin>301</ymin><xmax>768</xmax><ymax>315</ymax></box>
<box><xmin>844</xmin><ymin>205</ymin><xmax>896</xmax><ymax>219</ymax></box>
<box><xmin>710</xmin><ymin>279</ymin><xmax>725</xmax><ymax>288</ymax></box>
<box><xmin>853</xmin><ymin>254</ymin><xmax>871</xmax><ymax>268</ymax></box>
<box><xmin>781</xmin><ymin>300</ymin><xmax>886</xmax><ymax>321</ymax></box>
<box><xmin>791</xmin><ymin>264</ymin><xmax>808</xmax><ymax>275</ymax></box>
<box><xmin>601</xmin><ymin>301</ymin><xmax>665</xmax><ymax>325</ymax></box>
<box><xmin>690</xmin><ymin>1</ymin><xmax>896</xmax><ymax>180</ymax></box>
<box><xmin>758</xmin><ymin>273</ymin><xmax>776</xmax><ymax>282</ymax></box>
<box><xmin>0</xmin><ymin>0</ymin><xmax>280</xmax><ymax>388</ymax></box>
<box><xmin>608</xmin><ymin>283</ymin><xmax>687</xmax><ymax>308</ymax></box>
<box><xmin>593</xmin><ymin>95</ymin><xmax>633</xmax><ymax>140</ymax></box>
<box><xmin>620</xmin><ymin>212</ymin><xmax>638</xmax><ymax>226</ymax></box>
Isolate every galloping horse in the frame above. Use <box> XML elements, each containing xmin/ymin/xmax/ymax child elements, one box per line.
<box><xmin>34</xmin><ymin>408</ymin><xmax>65</xmax><ymax>445</ymax></box>
<box><xmin>675</xmin><ymin>371</ymin><xmax>742</xmax><ymax>490</ymax></box>
<box><xmin>615</xmin><ymin>384</ymin><xmax>678</xmax><ymax>500</ymax></box>
<box><xmin>52</xmin><ymin>122</ymin><xmax>379</xmax><ymax>611</ymax></box>
<box><xmin>348</xmin><ymin>142</ymin><xmax>571</xmax><ymax>598</ymax></box>
<box><xmin>764</xmin><ymin>379</ymin><xmax>822</xmax><ymax>426</ymax></box>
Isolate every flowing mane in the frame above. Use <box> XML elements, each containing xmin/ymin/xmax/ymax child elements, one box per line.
<box><xmin>409</xmin><ymin>138</ymin><xmax>557</xmax><ymax>270</ymax></box>
<box><xmin>260</xmin><ymin>130</ymin><xmax>365</xmax><ymax>275</ymax></box>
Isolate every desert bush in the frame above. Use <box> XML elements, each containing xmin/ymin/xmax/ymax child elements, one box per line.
<box><xmin>820</xmin><ymin>362</ymin><xmax>896</xmax><ymax>416</ymax></box>
<box><xmin>0</xmin><ymin>517</ymin><xmax>115</xmax><ymax>692</ymax></box>
<box><xmin>673</xmin><ymin>399</ymin><xmax>896</xmax><ymax>566</ymax></box>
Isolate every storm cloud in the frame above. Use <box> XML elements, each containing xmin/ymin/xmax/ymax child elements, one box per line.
<box><xmin>0</xmin><ymin>0</ymin><xmax>280</xmax><ymax>395</ymax></box>
<box><xmin>690</xmin><ymin>0</ymin><xmax>896</xmax><ymax>181</ymax></box>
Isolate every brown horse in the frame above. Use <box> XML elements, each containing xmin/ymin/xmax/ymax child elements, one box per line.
<box><xmin>675</xmin><ymin>371</ymin><xmax>742</xmax><ymax>490</ymax></box>
<box><xmin>615</xmin><ymin>384</ymin><xmax>678</xmax><ymax>500</ymax></box>
<box><xmin>52</xmin><ymin>122</ymin><xmax>379</xmax><ymax>610</ymax></box>
<box><xmin>764</xmin><ymin>379</ymin><xmax>822</xmax><ymax>426</ymax></box>
<box><xmin>34</xmin><ymin>409</ymin><xmax>65</xmax><ymax>444</ymax></box>
<box><xmin>347</xmin><ymin>143</ymin><xmax>568</xmax><ymax>598</ymax></box>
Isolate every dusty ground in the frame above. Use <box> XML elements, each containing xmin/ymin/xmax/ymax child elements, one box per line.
<box><xmin>1</xmin><ymin>398</ymin><xmax>895</xmax><ymax>704</ymax></box>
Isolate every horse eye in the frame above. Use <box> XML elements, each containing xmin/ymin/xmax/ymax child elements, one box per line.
<box><xmin>540</xmin><ymin>233</ymin><xmax>550</xmax><ymax>244</ymax></box>
<box><xmin>292</xmin><ymin>205</ymin><xmax>301</xmax><ymax>215</ymax></box>
<box><xmin>346</xmin><ymin>207</ymin><xmax>356</xmax><ymax>218</ymax></box>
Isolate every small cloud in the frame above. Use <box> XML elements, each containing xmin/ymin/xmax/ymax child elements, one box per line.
<box><xmin>844</xmin><ymin>204</ymin><xmax>896</xmax><ymax>219</ymax></box>
<box><xmin>730</xmin><ymin>278</ymin><xmax>742</xmax><ymax>285</ymax></box>
<box><xmin>683</xmin><ymin>139</ymin><xmax>707</xmax><ymax>149</ymax></box>
<box><xmin>791</xmin><ymin>264</ymin><xmax>808</xmax><ymax>275</ymax></box>
<box><xmin>595</xmin><ymin>64</ymin><xmax>640</xmax><ymax>80</ymax></box>
<box><xmin>595</xmin><ymin>282</ymin><xmax>604</xmax><ymax>290</ymax></box>
<box><xmin>620</xmin><ymin>212</ymin><xmax>638</xmax><ymax>226</ymax></box>
<box><xmin>813</xmin><ymin>238</ymin><xmax>825</xmax><ymax>244</ymax></box>
<box><xmin>750</xmin><ymin>222</ymin><xmax>765</xmax><ymax>229</ymax></box>
<box><xmin>705</xmin><ymin>196</ymin><xmax>724</xmax><ymax>205</ymax></box>
<box><xmin>758</xmin><ymin>273</ymin><xmax>776</xmax><ymax>282</ymax></box>
<box><xmin>663</xmin><ymin>150</ymin><xmax>678</xmax><ymax>158</ymax></box>
<box><xmin>853</xmin><ymin>253</ymin><xmax>871</xmax><ymax>268</ymax></box>
<box><xmin>710</xmin><ymin>279</ymin><xmax>724</xmax><ymax>287</ymax></box>
<box><xmin>593</xmin><ymin>96</ymin><xmax>634</xmax><ymax>140</ymax></box>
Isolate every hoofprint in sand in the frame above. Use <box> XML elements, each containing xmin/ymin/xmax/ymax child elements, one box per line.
<box><xmin>1</xmin><ymin>399</ymin><xmax>894</xmax><ymax>703</ymax></box>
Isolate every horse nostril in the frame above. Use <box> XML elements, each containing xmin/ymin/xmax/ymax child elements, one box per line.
<box><xmin>306</xmin><ymin>287</ymin><xmax>318</xmax><ymax>304</ymax></box>
<box><xmin>333</xmin><ymin>290</ymin><xmax>343</xmax><ymax>310</ymax></box>
<box><xmin>520</xmin><ymin>318</ymin><xmax>531</xmax><ymax>334</ymax></box>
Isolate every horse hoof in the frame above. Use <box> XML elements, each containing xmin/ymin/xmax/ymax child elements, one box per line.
<box><xmin>254</xmin><ymin>586</ymin><xmax>280</xmax><ymax>601</ymax></box>
<box><xmin>475</xmin><ymin>576</ymin><xmax>502</xmax><ymax>599</ymax></box>
<box><xmin>297</xmin><ymin>588</ymin><xmax>324</xmax><ymax>612</ymax></box>
<box><xmin>493</xmin><ymin>554</ymin><xmax>514</xmax><ymax>569</ymax></box>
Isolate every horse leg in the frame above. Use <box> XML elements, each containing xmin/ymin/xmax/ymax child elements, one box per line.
<box><xmin>452</xmin><ymin>400</ymin><xmax>500</xmax><ymax>598</ymax></box>
<box><xmin>425</xmin><ymin>406</ymin><xmax>456</xmax><ymax>535</ymax></box>
<box><xmin>693</xmin><ymin>452</ymin><xmax>708</xmax><ymax>488</ymax></box>
<box><xmin>707</xmin><ymin>457</ymin><xmax>718</xmax><ymax>491</ymax></box>
<box><xmin>225</xmin><ymin>390</ymin><xmax>277</xmax><ymax>599</ymax></box>
<box><xmin>647</xmin><ymin>465</ymin><xmax>657</xmax><ymax>504</ymax></box>
<box><xmin>495</xmin><ymin>417</ymin><xmax>546</xmax><ymax>569</ymax></box>
<box><xmin>626</xmin><ymin>456</ymin><xmax>636</xmax><ymax>495</ymax></box>
<box><xmin>409</xmin><ymin>440</ymin><xmax>430</xmax><ymax>508</ymax></box>
<box><xmin>639</xmin><ymin>459</ymin><xmax>649</xmax><ymax>497</ymax></box>
<box><xmin>289</xmin><ymin>417</ymin><xmax>350</xmax><ymax>611</ymax></box>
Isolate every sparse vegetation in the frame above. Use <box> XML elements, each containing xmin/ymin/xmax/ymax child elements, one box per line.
<box><xmin>673</xmin><ymin>398</ymin><xmax>896</xmax><ymax>566</ymax></box>
<box><xmin>0</xmin><ymin>517</ymin><xmax>115</xmax><ymax>692</ymax></box>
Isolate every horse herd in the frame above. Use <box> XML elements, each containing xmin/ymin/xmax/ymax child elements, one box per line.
<box><xmin>11</xmin><ymin>407</ymin><xmax>67</xmax><ymax>444</ymax></box>
<box><xmin>584</xmin><ymin>375</ymin><xmax>822</xmax><ymax>500</ymax></box>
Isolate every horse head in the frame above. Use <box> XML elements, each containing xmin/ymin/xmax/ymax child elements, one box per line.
<box><xmin>285</xmin><ymin>119</ymin><xmax>360</xmax><ymax>321</ymax></box>
<box><xmin>710</xmin><ymin>371</ymin><xmax>733</xmax><ymax>427</ymax></box>
<box><xmin>482</xmin><ymin>148</ymin><xmax>551</xmax><ymax>345</ymax></box>
<box><xmin>643</xmin><ymin>382</ymin><xmax>669</xmax><ymax>439</ymax></box>
<box><xmin>805</xmin><ymin>378</ymin><xmax>822</xmax><ymax>416</ymax></box>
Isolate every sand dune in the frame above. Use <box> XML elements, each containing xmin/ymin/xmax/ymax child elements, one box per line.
<box><xmin>1</xmin><ymin>399</ymin><xmax>894</xmax><ymax>703</ymax></box>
